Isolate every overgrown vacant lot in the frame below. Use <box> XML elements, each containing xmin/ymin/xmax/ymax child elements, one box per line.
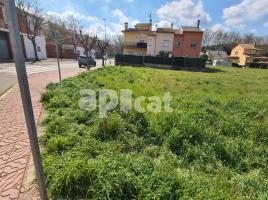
<box><xmin>41</xmin><ymin>66</ymin><xmax>268</xmax><ymax>199</ymax></box>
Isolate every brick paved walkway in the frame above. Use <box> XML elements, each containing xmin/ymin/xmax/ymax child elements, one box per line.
<box><xmin>0</xmin><ymin>68</ymin><xmax>85</xmax><ymax>200</ymax></box>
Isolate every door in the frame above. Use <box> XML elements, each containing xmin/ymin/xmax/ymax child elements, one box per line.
<box><xmin>0</xmin><ymin>31</ymin><xmax>12</xmax><ymax>61</ymax></box>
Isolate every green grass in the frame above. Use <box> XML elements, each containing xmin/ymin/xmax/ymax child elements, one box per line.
<box><xmin>41</xmin><ymin>66</ymin><xmax>268</xmax><ymax>199</ymax></box>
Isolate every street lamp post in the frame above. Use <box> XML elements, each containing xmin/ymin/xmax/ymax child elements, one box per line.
<box><xmin>103</xmin><ymin>18</ymin><xmax>106</xmax><ymax>40</ymax></box>
<box><xmin>103</xmin><ymin>18</ymin><xmax>107</xmax><ymax>64</ymax></box>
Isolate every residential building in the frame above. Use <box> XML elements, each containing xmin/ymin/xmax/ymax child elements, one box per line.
<box><xmin>172</xmin><ymin>26</ymin><xmax>203</xmax><ymax>58</ymax></box>
<box><xmin>228</xmin><ymin>44</ymin><xmax>261</xmax><ymax>66</ymax></box>
<box><xmin>147</xmin><ymin>26</ymin><xmax>203</xmax><ymax>58</ymax></box>
<box><xmin>147</xmin><ymin>28</ymin><xmax>174</xmax><ymax>56</ymax></box>
<box><xmin>46</xmin><ymin>40</ymin><xmax>85</xmax><ymax>59</ymax></box>
<box><xmin>123</xmin><ymin>19</ymin><xmax>203</xmax><ymax>58</ymax></box>
<box><xmin>122</xmin><ymin>22</ymin><xmax>152</xmax><ymax>56</ymax></box>
<box><xmin>206</xmin><ymin>50</ymin><xmax>228</xmax><ymax>61</ymax></box>
<box><xmin>0</xmin><ymin>2</ymin><xmax>47</xmax><ymax>62</ymax></box>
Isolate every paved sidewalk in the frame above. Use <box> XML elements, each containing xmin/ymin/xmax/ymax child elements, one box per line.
<box><xmin>0</xmin><ymin>68</ymin><xmax>86</xmax><ymax>199</ymax></box>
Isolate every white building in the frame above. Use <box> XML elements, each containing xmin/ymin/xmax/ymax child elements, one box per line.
<box><xmin>22</xmin><ymin>34</ymin><xmax>47</xmax><ymax>60</ymax></box>
<box><xmin>147</xmin><ymin>28</ymin><xmax>175</xmax><ymax>56</ymax></box>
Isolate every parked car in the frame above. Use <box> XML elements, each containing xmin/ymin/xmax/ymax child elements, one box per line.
<box><xmin>213</xmin><ymin>60</ymin><xmax>232</xmax><ymax>67</ymax></box>
<box><xmin>78</xmin><ymin>56</ymin><xmax>96</xmax><ymax>68</ymax></box>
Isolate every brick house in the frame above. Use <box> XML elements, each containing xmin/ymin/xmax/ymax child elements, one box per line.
<box><xmin>0</xmin><ymin>1</ymin><xmax>47</xmax><ymax>62</ymax></box>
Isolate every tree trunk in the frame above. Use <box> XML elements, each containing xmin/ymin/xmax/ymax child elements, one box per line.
<box><xmin>102</xmin><ymin>56</ymin><xmax>105</xmax><ymax>66</ymax></box>
<box><xmin>32</xmin><ymin>38</ymin><xmax>39</xmax><ymax>62</ymax></box>
<box><xmin>74</xmin><ymin>45</ymin><xmax>78</xmax><ymax>60</ymax></box>
<box><xmin>86</xmin><ymin>50</ymin><xmax>90</xmax><ymax>69</ymax></box>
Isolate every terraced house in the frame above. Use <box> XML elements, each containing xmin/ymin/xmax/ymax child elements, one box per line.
<box><xmin>122</xmin><ymin>22</ymin><xmax>152</xmax><ymax>56</ymax></box>
<box><xmin>122</xmin><ymin>19</ymin><xmax>203</xmax><ymax>58</ymax></box>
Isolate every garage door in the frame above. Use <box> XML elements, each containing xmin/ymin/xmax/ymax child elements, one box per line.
<box><xmin>0</xmin><ymin>31</ymin><xmax>12</xmax><ymax>60</ymax></box>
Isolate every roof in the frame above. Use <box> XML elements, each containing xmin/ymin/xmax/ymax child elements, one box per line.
<box><xmin>175</xmin><ymin>29</ymin><xmax>183</xmax><ymax>35</ymax></box>
<box><xmin>206</xmin><ymin>50</ymin><xmax>228</xmax><ymax>58</ymax></box>
<box><xmin>122</xmin><ymin>28</ymin><xmax>151</xmax><ymax>33</ymax></box>
<box><xmin>236</xmin><ymin>44</ymin><xmax>261</xmax><ymax>50</ymax></box>
<box><xmin>135</xmin><ymin>23</ymin><xmax>151</xmax><ymax>26</ymax></box>
<box><xmin>156</xmin><ymin>28</ymin><xmax>175</xmax><ymax>33</ymax></box>
<box><xmin>148</xmin><ymin>31</ymin><xmax>156</xmax><ymax>36</ymax></box>
<box><xmin>181</xmin><ymin>26</ymin><xmax>203</xmax><ymax>32</ymax></box>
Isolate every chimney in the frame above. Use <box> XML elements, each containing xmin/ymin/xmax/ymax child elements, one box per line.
<box><xmin>197</xmin><ymin>19</ymin><xmax>200</xmax><ymax>29</ymax></box>
<box><xmin>125</xmin><ymin>22</ymin><xmax>128</xmax><ymax>30</ymax></box>
<box><xmin>171</xmin><ymin>23</ymin><xmax>174</xmax><ymax>29</ymax></box>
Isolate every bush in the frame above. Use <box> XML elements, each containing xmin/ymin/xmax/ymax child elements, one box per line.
<box><xmin>248</xmin><ymin>62</ymin><xmax>267</xmax><ymax>69</ymax></box>
<box><xmin>115</xmin><ymin>54</ymin><xmax>206</xmax><ymax>68</ymax></box>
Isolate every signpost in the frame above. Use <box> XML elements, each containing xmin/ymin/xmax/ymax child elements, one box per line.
<box><xmin>51</xmin><ymin>31</ymin><xmax>62</xmax><ymax>82</ymax></box>
<box><xmin>4</xmin><ymin>0</ymin><xmax>48</xmax><ymax>199</ymax></box>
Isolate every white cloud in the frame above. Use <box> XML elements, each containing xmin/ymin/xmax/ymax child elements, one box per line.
<box><xmin>112</xmin><ymin>9</ymin><xmax>140</xmax><ymax>28</ymax></box>
<box><xmin>223</xmin><ymin>0</ymin><xmax>268</xmax><ymax>28</ymax></box>
<box><xmin>47</xmin><ymin>10</ymin><xmax>98</xmax><ymax>22</ymax></box>
<box><xmin>46</xmin><ymin>9</ymin><xmax>139</xmax><ymax>38</ymax></box>
<box><xmin>211</xmin><ymin>23</ymin><xmax>230</xmax><ymax>32</ymax></box>
<box><xmin>156</xmin><ymin>0</ymin><xmax>211</xmax><ymax>28</ymax></box>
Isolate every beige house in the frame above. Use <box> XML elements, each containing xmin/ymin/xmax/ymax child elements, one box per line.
<box><xmin>229</xmin><ymin>44</ymin><xmax>261</xmax><ymax>66</ymax></box>
<box><xmin>147</xmin><ymin>28</ymin><xmax>174</xmax><ymax>56</ymax></box>
<box><xmin>122</xmin><ymin>22</ymin><xmax>152</xmax><ymax>56</ymax></box>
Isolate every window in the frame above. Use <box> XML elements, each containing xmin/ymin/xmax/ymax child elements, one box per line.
<box><xmin>162</xmin><ymin>40</ymin><xmax>170</xmax><ymax>48</ymax></box>
<box><xmin>235</xmin><ymin>51</ymin><xmax>238</xmax><ymax>55</ymax></box>
<box><xmin>190</xmin><ymin>41</ymin><xmax>197</xmax><ymax>49</ymax></box>
<box><xmin>37</xmin><ymin>46</ymin><xmax>41</xmax><ymax>52</ymax></box>
<box><xmin>176</xmin><ymin>41</ymin><xmax>181</xmax><ymax>48</ymax></box>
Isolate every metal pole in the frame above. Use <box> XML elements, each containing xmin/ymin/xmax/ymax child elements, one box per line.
<box><xmin>55</xmin><ymin>39</ymin><xmax>62</xmax><ymax>82</ymax></box>
<box><xmin>4</xmin><ymin>1</ymin><xmax>48</xmax><ymax>200</ymax></box>
<box><xmin>103</xmin><ymin>18</ymin><xmax>106</xmax><ymax>65</ymax></box>
<box><xmin>103</xmin><ymin>18</ymin><xmax>106</xmax><ymax>41</ymax></box>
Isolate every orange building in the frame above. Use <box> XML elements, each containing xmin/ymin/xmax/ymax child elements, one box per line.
<box><xmin>172</xmin><ymin>27</ymin><xmax>203</xmax><ymax>58</ymax></box>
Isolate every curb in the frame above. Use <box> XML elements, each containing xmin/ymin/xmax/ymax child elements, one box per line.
<box><xmin>0</xmin><ymin>83</ymin><xmax>17</xmax><ymax>100</ymax></box>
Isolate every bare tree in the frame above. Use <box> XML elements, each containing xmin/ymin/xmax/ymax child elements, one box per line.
<box><xmin>45</xmin><ymin>15</ymin><xmax>69</xmax><ymax>60</ymax></box>
<box><xmin>16</xmin><ymin>0</ymin><xmax>44</xmax><ymax>62</ymax></box>
<box><xmin>97</xmin><ymin>39</ymin><xmax>110</xmax><ymax>66</ymax></box>
<box><xmin>109</xmin><ymin>35</ymin><xmax>123</xmax><ymax>56</ymax></box>
<box><xmin>79</xmin><ymin>30</ymin><xmax>97</xmax><ymax>69</ymax></box>
<box><xmin>66</xmin><ymin>15</ymin><xmax>81</xmax><ymax>59</ymax></box>
<box><xmin>202</xmin><ymin>29</ymin><xmax>214</xmax><ymax>48</ymax></box>
<box><xmin>242</xmin><ymin>33</ymin><xmax>255</xmax><ymax>44</ymax></box>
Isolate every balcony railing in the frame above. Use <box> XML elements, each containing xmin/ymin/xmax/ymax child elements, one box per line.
<box><xmin>124</xmin><ymin>42</ymin><xmax>147</xmax><ymax>48</ymax></box>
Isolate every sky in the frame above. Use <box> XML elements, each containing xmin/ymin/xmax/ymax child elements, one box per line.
<box><xmin>39</xmin><ymin>0</ymin><xmax>268</xmax><ymax>38</ymax></box>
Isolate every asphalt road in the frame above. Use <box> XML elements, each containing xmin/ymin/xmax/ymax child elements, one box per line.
<box><xmin>0</xmin><ymin>72</ymin><xmax>17</xmax><ymax>96</ymax></box>
<box><xmin>0</xmin><ymin>58</ymin><xmax>114</xmax><ymax>96</ymax></box>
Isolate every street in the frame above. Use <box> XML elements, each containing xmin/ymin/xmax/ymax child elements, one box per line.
<box><xmin>0</xmin><ymin>58</ymin><xmax>114</xmax><ymax>96</ymax></box>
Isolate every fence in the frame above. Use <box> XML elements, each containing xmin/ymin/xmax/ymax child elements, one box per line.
<box><xmin>248</xmin><ymin>62</ymin><xmax>268</xmax><ymax>69</ymax></box>
<box><xmin>115</xmin><ymin>54</ymin><xmax>206</xmax><ymax>69</ymax></box>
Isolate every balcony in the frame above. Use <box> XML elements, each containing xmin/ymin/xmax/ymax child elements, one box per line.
<box><xmin>124</xmin><ymin>42</ymin><xmax>147</xmax><ymax>49</ymax></box>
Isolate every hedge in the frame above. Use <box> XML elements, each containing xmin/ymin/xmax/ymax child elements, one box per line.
<box><xmin>248</xmin><ymin>62</ymin><xmax>268</xmax><ymax>69</ymax></box>
<box><xmin>115</xmin><ymin>54</ymin><xmax>206</xmax><ymax>69</ymax></box>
